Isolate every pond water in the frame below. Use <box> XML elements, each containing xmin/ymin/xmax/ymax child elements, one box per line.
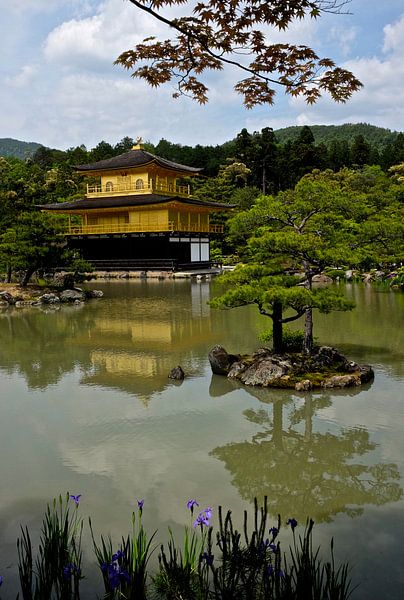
<box><xmin>0</xmin><ymin>280</ymin><xmax>403</xmax><ymax>598</ymax></box>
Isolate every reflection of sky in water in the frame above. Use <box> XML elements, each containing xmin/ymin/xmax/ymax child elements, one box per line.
<box><xmin>0</xmin><ymin>281</ymin><xmax>403</xmax><ymax>598</ymax></box>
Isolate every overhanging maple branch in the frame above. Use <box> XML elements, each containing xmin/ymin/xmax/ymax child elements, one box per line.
<box><xmin>127</xmin><ymin>0</ymin><xmax>306</xmax><ymax>89</ymax></box>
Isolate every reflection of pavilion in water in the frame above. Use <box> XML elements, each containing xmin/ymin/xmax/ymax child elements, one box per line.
<box><xmin>77</xmin><ymin>282</ymin><xmax>212</xmax><ymax>403</ymax></box>
<box><xmin>209</xmin><ymin>378</ymin><xmax>403</xmax><ymax>523</ymax></box>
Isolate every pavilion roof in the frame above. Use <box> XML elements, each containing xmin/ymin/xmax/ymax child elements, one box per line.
<box><xmin>39</xmin><ymin>194</ymin><xmax>233</xmax><ymax>211</ymax></box>
<box><xmin>74</xmin><ymin>149</ymin><xmax>201</xmax><ymax>174</ymax></box>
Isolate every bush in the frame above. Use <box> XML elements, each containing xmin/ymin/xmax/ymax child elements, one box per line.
<box><xmin>324</xmin><ymin>268</ymin><xmax>347</xmax><ymax>281</ymax></box>
<box><xmin>260</xmin><ymin>327</ymin><xmax>306</xmax><ymax>353</ymax></box>
<box><xmin>390</xmin><ymin>267</ymin><xmax>404</xmax><ymax>288</ymax></box>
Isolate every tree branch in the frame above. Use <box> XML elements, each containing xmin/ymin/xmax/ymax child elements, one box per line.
<box><xmin>127</xmin><ymin>0</ymin><xmax>285</xmax><ymax>87</ymax></box>
<box><xmin>281</xmin><ymin>309</ymin><xmax>306</xmax><ymax>323</ymax></box>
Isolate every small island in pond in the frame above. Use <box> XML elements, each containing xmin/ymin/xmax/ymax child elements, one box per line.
<box><xmin>209</xmin><ymin>345</ymin><xmax>374</xmax><ymax>390</ymax></box>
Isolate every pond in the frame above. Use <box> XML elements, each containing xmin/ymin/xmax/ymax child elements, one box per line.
<box><xmin>0</xmin><ymin>280</ymin><xmax>403</xmax><ymax>598</ymax></box>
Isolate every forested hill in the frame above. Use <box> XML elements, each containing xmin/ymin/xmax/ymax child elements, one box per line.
<box><xmin>274</xmin><ymin>123</ymin><xmax>398</xmax><ymax>148</ymax></box>
<box><xmin>0</xmin><ymin>138</ymin><xmax>43</xmax><ymax>159</ymax></box>
<box><xmin>1</xmin><ymin>123</ymin><xmax>401</xmax><ymax>161</ymax></box>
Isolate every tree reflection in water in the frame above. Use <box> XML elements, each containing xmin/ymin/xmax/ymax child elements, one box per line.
<box><xmin>210</xmin><ymin>380</ymin><xmax>402</xmax><ymax>523</ymax></box>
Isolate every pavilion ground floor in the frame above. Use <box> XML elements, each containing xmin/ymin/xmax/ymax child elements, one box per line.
<box><xmin>67</xmin><ymin>231</ymin><xmax>215</xmax><ymax>271</ymax></box>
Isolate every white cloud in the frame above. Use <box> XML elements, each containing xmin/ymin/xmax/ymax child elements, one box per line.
<box><xmin>383</xmin><ymin>14</ymin><xmax>404</xmax><ymax>53</ymax></box>
<box><xmin>5</xmin><ymin>64</ymin><xmax>38</xmax><ymax>88</ymax></box>
<box><xmin>288</xmin><ymin>13</ymin><xmax>404</xmax><ymax>131</ymax></box>
<box><xmin>329</xmin><ymin>25</ymin><xmax>358</xmax><ymax>57</ymax></box>
<box><xmin>43</xmin><ymin>0</ymin><xmax>174</xmax><ymax>68</ymax></box>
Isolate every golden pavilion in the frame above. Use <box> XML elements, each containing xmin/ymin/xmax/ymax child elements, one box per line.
<box><xmin>43</xmin><ymin>141</ymin><xmax>231</xmax><ymax>270</ymax></box>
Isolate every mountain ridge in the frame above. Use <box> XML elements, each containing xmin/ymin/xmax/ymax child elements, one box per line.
<box><xmin>1</xmin><ymin>123</ymin><xmax>402</xmax><ymax>159</ymax></box>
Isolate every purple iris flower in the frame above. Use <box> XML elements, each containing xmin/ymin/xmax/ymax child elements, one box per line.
<box><xmin>63</xmin><ymin>564</ymin><xmax>80</xmax><ymax>580</ymax></box>
<box><xmin>187</xmin><ymin>499</ymin><xmax>199</xmax><ymax>514</ymax></box>
<box><xmin>201</xmin><ymin>551</ymin><xmax>214</xmax><ymax>566</ymax></box>
<box><xmin>269</xmin><ymin>527</ymin><xmax>279</xmax><ymax>538</ymax></box>
<box><xmin>105</xmin><ymin>559</ymin><xmax>130</xmax><ymax>589</ymax></box>
<box><xmin>137</xmin><ymin>499</ymin><xmax>144</xmax><ymax>511</ymax></box>
<box><xmin>0</xmin><ymin>575</ymin><xmax>3</xmax><ymax>586</ymax></box>
<box><xmin>112</xmin><ymin>550</ymin><xmax>124</xmax><ymax>562</ymax></box>
<box><xmin>193</xmin><ymin>507</ymin><xmax>212</xmax><ymax>528</ymax></box>
<box><xmin>193</xmin><ymin>514</ymin><xmax>209</xmax><ymax>528</ymax></box>
<box><xmin>70</xmin><ymin>494</ymin><xmax>81</xmax><ymax>506</ymax></box>
<box><xmin>287</xmin><ymin>518</ymin><xmax>298</xmax><ymax>531</ymax></box>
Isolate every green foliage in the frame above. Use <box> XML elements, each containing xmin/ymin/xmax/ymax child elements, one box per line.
<box><xmin>284</xmin><ymin>520</ymin><xmax>353</xmax><ymax>600</ymax></box>
<box><xmin>154</xmin><ymin>525</ymin><xmax>207</xmax><ymax>599</ymax></box>
<box><xmin>274</xmin><ymin>123</ymin><xmax>398</xmax><ymax>148</ymax></box>
<box><xmin>390</xmin><ymin>267</ymin><xmax>404</xmax><ymax>288</ymax></box>
<box><xmin>260</xmin><ymin>327</ymin><xmax>306</xmax><ymax>352</ymax></box>
<box><xmin>212</xmin><ymin>169</ymin><xmax>394</xmax><ymax>352</ymax></box>
<box><xmin>0</xmin><ymin>137</ymin><xmax>43</xmax><ymax>159</ymax></box>
<box><xmin>0</xmin><ymin>212</ymin><xmax>91</xmax><ymax>286</ymax></box>
<box><xmin>209</xmin><ymin>243</ymin><xmax>223</xmax><ymax>263</ymax></box>
<box><xmin>17</xmin><ymin>494</ymin><xmax>83</xmax><ymax>599</ymax></box>
<box><xmin>91</xmin><ymin>505</ymin><xmax>157</xmax><ymax>600</ymax></box>
<box><xmin>324</xmin><ymin>269</ymin><xmax>347</xmax><ymax>281</ymax></box>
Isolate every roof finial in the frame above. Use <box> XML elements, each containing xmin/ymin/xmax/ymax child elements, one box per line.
<box><xmin>132</xmin><ymin>136</ymin><xmax>143</xmax><ymax>150</ymax></box>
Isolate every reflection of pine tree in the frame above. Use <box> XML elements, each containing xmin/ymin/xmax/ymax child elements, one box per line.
<box><xmin>211</xmin><ymin>394</ymin><xmax>403</xmax><ymax>523</ymax></box>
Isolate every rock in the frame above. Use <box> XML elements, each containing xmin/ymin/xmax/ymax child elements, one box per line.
<box><xmin>312</xmin><ymin>273</ymin><xmax>333</xmax><ymax>284</ymax></box>
<box><xmin>38</xmin><ymin>293</ymin><xmax>60</xmax><ymax>304</ymax></box>
<box><xmin>309</xmin><ymin>346</ymin><xmax>349</xmax><ymax>370</ymax></box>
<box><xmin>295</xmin><ymin>379</ymin><xmax>313</xmax><ymax>391</ymax></box>
<box><xmin>0</xmin><ymin>291</ymin><xmax>15</xmax><ymax>304</ymax></box>
<box><xmin>322</xmin><ymin>374</ymin><xmax>361</xmax><ymax>388</ymax></box>
<box><xmin>85</xmin><ymin>289</ymin><xmax>104</xmax><ymax>299</ymax></box>
<box><xmin>59</xmin><ymin>289</ymin><xmax>85</xmax><ymax>302</ymax></box>
<box><xmin>168</xmin><ymin>366</ymin><xmax>185</xmax><ymax>380</ymax></box>
<box><xmin>230</xmin><ymin>355</ymin><xmax>291</xmax><ymax>386</ymax></box>
<box><xmin>208</xmin><ymin>345</ymin><xmax>241</xmax><ymax>375</ymax></box>
<box><xmin>15</xmin><ymin>301</ymin><xmax>35</xmax><ymax>307</ymax></box>
<box><xmin>358</xmin><ymin>364</ymin><xmax>374</xmax><ymax>384</ymax></box>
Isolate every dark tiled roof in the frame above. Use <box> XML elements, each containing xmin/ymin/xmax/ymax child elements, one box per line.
<box><xmin>75</xmin><ymin>149</ymin><xmax>201</xmax><ymax>174</ymax></box>
<box><xmin>38</xmin><ymin>194</ymin><xmax>233</xmax><ymax>211</ymax></box>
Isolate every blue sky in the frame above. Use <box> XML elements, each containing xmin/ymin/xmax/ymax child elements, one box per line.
<box><xmin>1</xmin><ymin>0</ymin><xmax>403</xmax><ymax>150</ymax></box>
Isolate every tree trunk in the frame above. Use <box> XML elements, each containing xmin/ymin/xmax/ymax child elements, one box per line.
<box><xmin>303</xmin><ymin>266</ymin><xmax>314</xmax><ymax>354</ymax></box>
<box><xmin>272</xmin><ymin>302</ymin><xmax>283</xmax><ymax>353</ymax></box>
<box><xmin>303</xmin><ymin>307</ymin><xmax>313</xmax><ymax>354</ymax></box>
<box><xmin>6</xmin><ymin>265</ymin><xmax>12</xmax><ymax>283</ymax></box>
<box><xmin>21</xmin><ymin>267</ymin><xmax>35</xmax><ymax>287</ymax></box>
